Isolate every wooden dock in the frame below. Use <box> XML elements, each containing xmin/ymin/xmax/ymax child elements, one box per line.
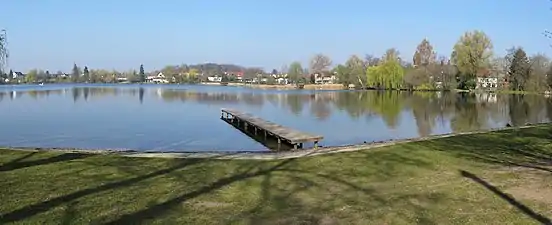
<box><xmin>221</xmin><ymin>108</ymin><xmax>323</xmax><ymax>150</ymax></box>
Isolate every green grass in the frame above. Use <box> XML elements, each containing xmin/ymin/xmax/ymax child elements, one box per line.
<box><xmin>2</xmin><ymin>127</ymin><xmax>552</xmax><ymax>224</ymax></box>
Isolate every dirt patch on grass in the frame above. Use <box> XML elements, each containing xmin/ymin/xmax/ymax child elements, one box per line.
<box><xmin>194</xmin><ymin>201</ymin><xmax>232</xmax><ymax>208</ymax></box>
<box><xmin>507</xmin><ymin>183</ymin><xmax>552</xmax><ymax>204</ymax></box>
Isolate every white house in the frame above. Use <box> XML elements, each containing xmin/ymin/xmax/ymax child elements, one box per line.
<box><xmin>315</xmin><ymin>74</ymin><xmax>337</xmax><ymax>84</ymax></box>
<box><xmin>11</xmin><ymin>71</ymin><xmax>25</xmax><ymax>79</ymax></box>
<box><xmin>207</xmin><ymin>76</ymin><xmax>222</xmax><ymax>82</ymax></box>
<box><xmin>476</xmin><ymin>77</ymin><xmax>498</xmax><ymax>89</ymax></box>
<box><xmin>147</xmin><ymin>72</ymin><xmax>169</xmax><ymax>83</ymax></box>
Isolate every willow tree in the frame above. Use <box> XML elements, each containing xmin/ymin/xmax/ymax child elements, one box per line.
<box><xmin>366</xmin><ymin>49</ymin><xmax>404</xmax><ymax>89</ymax></box>
<box><xmin>451</xmin><ymin>30</ymin><xmax>493</xmax><ymax>89</ymax></box>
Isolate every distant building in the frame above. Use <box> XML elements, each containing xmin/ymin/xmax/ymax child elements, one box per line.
<box><xmin>313</xmin><ymin>72</ymin><xmax>336</xmax><ymax>84</ymax></box>
<box><xmin>207</xmin><ymin>76</ymin><xmax>222</xmax><ymax>82</ymax></box>
<box><xmin>11</xmin><ymin>71</ymin><xmax>25</xmax><ymax>79</ymax></box>
<box><xmin>146</xmin><ymin>72</ymin><xmax>169</xmax><ymax>83</ymax></box>
<box><xmin>476</xmin><ymin>77</ymin><xmax>498</xmax><ymax>89</ymax></box>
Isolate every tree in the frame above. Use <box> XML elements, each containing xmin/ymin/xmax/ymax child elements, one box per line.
<box><xmin>288</xmin><ymin>61</ymin><xmax>303</xmax><ymax>84</ymax></box>
<box><xmin>547</xmin><ymin>65</ymin><xmax>552</xmax><ymax>89</ymax></box>
<box><xmin>451</xmin><ymin>30</ymin><xmax>493</xmax><ymax>89</ymax></box>
<box><xmin>188</xmin><ymin>68</ymin><xmax>199</xmax><ymax>83</ymax></box>
<box><xmin>508</xmin><ymin>48</ymin><xmax>531</xmax><ymax>91</ymax></box>
<box><xmin>26</xmin><ymin>69</ymin><xmax>38</xmax><ymax>83</ymax></box>
<box><xmin>83</xmin><ymin>66</ymin><xmax>90</xmax><ymax>82</ymax></box>
<box><xmin>364</xmin><ymin>54</ymin><xmax>380</xmax><ymax>67</ymax></box>
<box><xmin>71</xmin><ymin>63</ymin><xmax>80</xmax><ymax>83</ymax></box>
<box><xmin>413</xmin><ymin>38</ymin><xmax>436</xmax><ymax>67</ymax></box>
<box><xmin>366</xmin><ymin>49</ymin><xmax>404</xmax><ymax>89</ymax></box>
<box><xmin>527</xmin><ymin>54</ymin><xmax>550</xmax><ymax>91</ymax></box>
<box><xmin>345</xmin><ymin>55</ymin><xmax>365</xmax><ymax>88</ymax></box>
<box><xmin>334</xmin><ymin>64</ymin><xmax>352</xmax><ymax>88</ymax></box>
<box><xmin>309</xmin><ymin>54</ymin><xmax>332</xmax><ymax>74</ymax></box>
<box><xmin>404</xmin><ymin>68</ymin><xmax>430</xmax><ymax>89</ymax></box>
<box><xmin>139</xmin><ymin>64</ymin><xmax>146</xmax><ymax>83</ymax></box>
<box><xmin>244</xmin><ymin>68</ymin><xmax>263</xmax><ymax>82</ymax></box>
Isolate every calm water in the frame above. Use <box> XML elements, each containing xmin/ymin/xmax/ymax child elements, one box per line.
<box><xmin>1</xmin><ymin>84</ymin><xmax>551</xmax><ymax>152</ymax></box>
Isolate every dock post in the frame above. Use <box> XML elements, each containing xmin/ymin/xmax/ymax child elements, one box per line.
<box><xmin>277</xmin><ymin>138</ymin><xmax>281</xmax><ymax>148</ymax></box>
<box><xmin>221</xmin><ymin>111</ymin><xmax>224</xmax><ymax>119</ymax></box>
<box><xmin>314</xmin><ymin>141</ymin><xmax>318</xmax><ymax>149</ymax></box>
<box><xmin>264</xmin><ymin>130</ymin><xmax>267</xmax><ymax>139</ymax></box>
<box><xmin>293</xmin><ymin>144</ymin><xmax>298</xmax><ymax>150</ymax></box>
<box><xmin>244</xmin><ymin>123</ymin><xmax>248</xmax><ymax>131</ymax></box>
<box><xmin>254</xmin><ymin>127</ymin><xmax>257</xmax><ymax>135</ymax></box>
<box><xmin>299</xmin><ymin>143</ymin><xmax>303</xmax><ymax>149</ymax></box>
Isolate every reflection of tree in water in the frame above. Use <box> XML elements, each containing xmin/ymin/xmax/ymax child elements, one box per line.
<box><xmin>159</xmin><ymin>90</ymin><xmax>243</xmax><ymax>105</ymax></box>
<box><xmin>450</xmin><ymin>93</ymin><xmax>483</xmax><ymax>132</ymax></box>
<box><xmin>240</xmin><ymin>93</ymin><xmax>264</xmax><ymax>106</ymax></box>
<box><xmin>310</xmin><ymin>97</ymin><xmax>331</xmax><ymax>120</ymax></box>
<box><xmin>285</xmin><ymin>94</ymin><xmax>304</xmax><ymax>116</ymax></box>
<box><xmin>265</xmin><ymin>94</ymin><xmax>280</xmax><ymax>108</ymax></box>
<box><xmin>139</xmin><ymin>88</ymin><xmax>144</xmax><ymax>104</ymax></box>
<box><xmin>83</xmin><ymin>87</ymin><xmax>90</xmax><ymax>101</ymax></box>
<box><xmin>72</xmin><ymin>87</ymin><xmax>80</xmax><ymax>102</ymax></box>
<box><xmin>332</xmin><ymin>92</ymin><xmax>374</xmax><ymax>120</ymax></box>
<box><xmin>509</xmin><ymin>94</ymin><xmax>530</xmax><ymax>127</ymax></box>
<box><xmin>407</xmin><ymin>92</ymin><xmax>439</xmax><ymax>136</ymax></box>
<box><xmin>364</xmin><ymin>91</ymin><xmax>403</xmax><ymax>128</ymax></box>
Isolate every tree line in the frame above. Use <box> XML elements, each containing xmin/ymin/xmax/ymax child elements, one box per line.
<box><xmin>2</xmin><ymin>29</ymin><xmax>551</xmax><ymax>91</ymax></box>
<box><xmin>290</xmin><ymin>30</ymin><xmax>552</xmax><ymax>92</ymax></box>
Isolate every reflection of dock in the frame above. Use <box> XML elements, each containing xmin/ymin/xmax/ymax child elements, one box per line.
<box><xmin>221</xmin><ymin>108</ymin><xmax>323</xmax><ymax>150</ymax></box>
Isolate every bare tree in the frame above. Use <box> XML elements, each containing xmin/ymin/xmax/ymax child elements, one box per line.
<box><xmin>309</xmin><ymin>54</ymin><xmax>332</xmax><ymax>74</ymax></box>
<box><xmin>413</xmin><ymin>38</ymin><xmax>436</xmax><ymax>67</ymax></box>
<box><xmin>365</xmin><ymin>54</ymin><xmax>380</xmax><ymax>67</ymax></box>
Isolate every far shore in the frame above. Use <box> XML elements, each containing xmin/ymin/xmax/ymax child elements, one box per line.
<box><xmin>200</xmin><ymin>82</ymin><xmax>345</xmax><ymax>90</ymax></box>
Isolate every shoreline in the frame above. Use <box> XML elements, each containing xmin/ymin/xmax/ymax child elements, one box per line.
<box><xmin>200</xmin><ymin>82</ymin><xmax>345</xmax><ymax>90</ymax></box>
<box><xmin>3</xmin><ymin>123</ymin><xmax>546</xmax><ymax>160</ymax></box>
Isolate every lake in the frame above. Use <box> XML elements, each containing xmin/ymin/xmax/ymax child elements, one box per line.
<box><xmin>1</xmin><ymin>84</ymin><xmax>551</xmax><ymax>152</ymax></box>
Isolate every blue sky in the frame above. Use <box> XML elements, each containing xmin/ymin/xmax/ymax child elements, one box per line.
<box><xmin>1</xmin><ymin>0</ymin><xmax>551</xmax><ymax>72</ymax></box>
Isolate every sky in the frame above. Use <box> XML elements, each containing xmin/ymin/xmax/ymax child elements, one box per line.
<box><xmin>1</xmin><ymin>0</ymin><xmax>551</xmax><ymax>72</ymax></box>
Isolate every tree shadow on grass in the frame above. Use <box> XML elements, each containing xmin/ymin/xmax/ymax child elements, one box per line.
<box><xmin>460</xmin><ymin>170</ymin><xmax>551</xmax><ymax>225</ymax></box>
<box><xmin>0</xmin><ymin>152</ymin><xmax>90</xmax><ymax>172</ymax></box>
<box><xmin>0</xmin><ymin>157</ymin><xmax>206</xmax><ymax>223</ymax></box>
<box><xmin>102</xmin><ymin>151</ymin><xmax>441</xmax><ymax>224</ymax></box>
<box><xmin>420</xmin><ymin>126</ymin><xmax>552</xmax><ymax>172</ymax></box>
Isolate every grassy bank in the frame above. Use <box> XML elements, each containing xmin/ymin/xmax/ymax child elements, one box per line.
<box><xmin>2</xmin><ymin>127</ymin><xmax>552</xmax><ymax>224</ymax></box>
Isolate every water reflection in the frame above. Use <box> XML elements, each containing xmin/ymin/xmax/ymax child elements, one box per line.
<box><xmin>2</xmin><ymin>86</ymin><xmax>552</xmax><ymax>151</ymax></box>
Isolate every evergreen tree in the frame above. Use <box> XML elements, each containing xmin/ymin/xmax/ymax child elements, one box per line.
<box><xmin>83</xmin><ymin>66</ymin><xmax>89</xmax><ymax>82</ymax></box>
<box><xmin>508</xmin><ymin>48</ymin><xmax>531</xmax><ymax>91</ymax></box>
<box><xmin>139</xmin><ymin>64</ymin><xmax>145</xmax><ymax>83</ymax></box>
<box><xmin>71</xmin><ymin>63</ymin><xmax>80</xmax><ymax>83</ymax></box>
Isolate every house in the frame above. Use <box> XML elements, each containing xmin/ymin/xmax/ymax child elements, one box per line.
<box><xmin>475</xmin><ymin>68</ymin><xmax>498</xmax><ymax>89</ymax></box>
<box><xmin>11</xmin><ymin>71</ymin><xmax>25</xmax><ymax>79</ymax></box>
<box><xmin>272</xmin><ymin>73</ymin><xmax>289</xmax><ymax>84</ymax></box>
<box><xmin>207</xmin><ymin>76</ymin><xmax>222</xmax><ymax>82</ymax></box>
<box><xmin>313</xmin><ymin>72</ymin><xmax>336</xmax><ymax>84</ymax></box>
<box><xmin>146</xmin><ymin>72</ymin><xmax>169</xmax><ymax>83</ymax></box>
<box><xmin>476</xmin><ymin>77</ymin><xmax>498</xmax><ymax>89</ymax></box>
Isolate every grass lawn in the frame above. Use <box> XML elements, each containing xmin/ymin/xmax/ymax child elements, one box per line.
<box><xmin>1</xmin><ymin>126</ymin><xmax>552</xmax><ymax>224</ymax></box>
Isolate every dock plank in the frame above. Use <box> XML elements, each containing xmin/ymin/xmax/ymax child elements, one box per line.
<box><xmin>221</xmin><ymin>108</ymin><xmax>323</xmax><ymax>144</ymax></box>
